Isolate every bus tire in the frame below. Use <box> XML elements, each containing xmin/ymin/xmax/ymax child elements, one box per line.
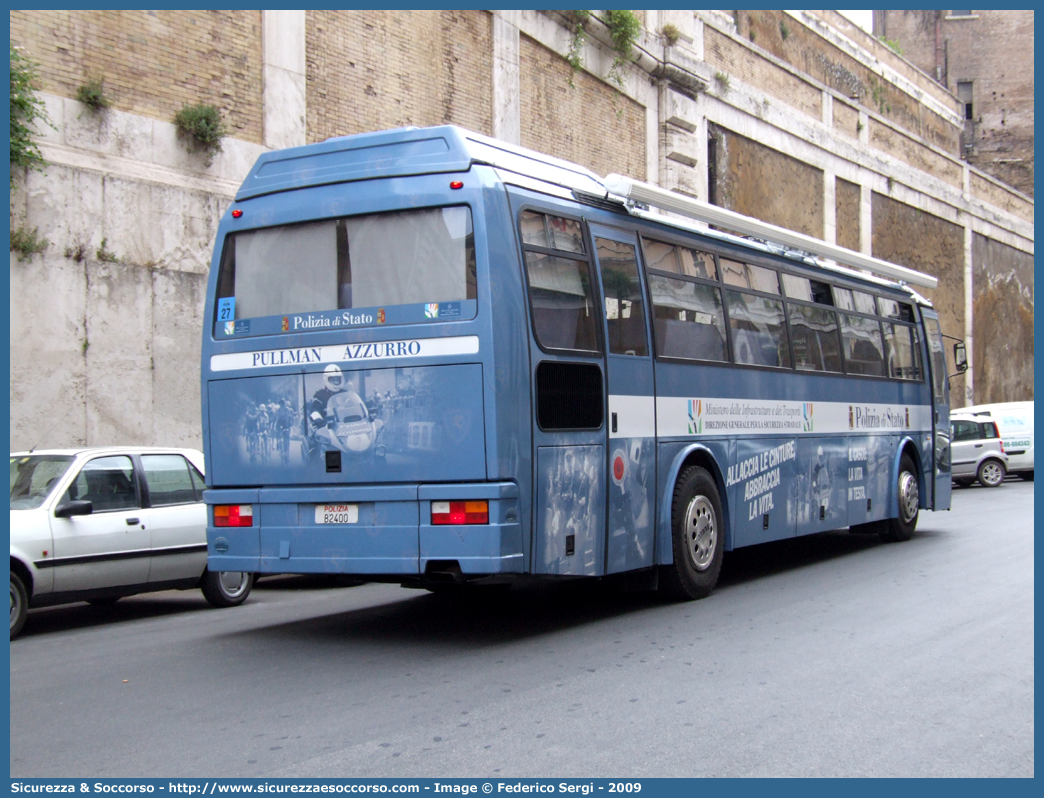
<box><xmin>976</xmin><ymin>458</ymin><xmax>1006</xmax><ymax>488</ymax></box>
<box><xmin>660</xmin><ymin>466</ymin><xmax>724</xmax><ymax>600</ymax></box>
<box><xmin>201</xmin><ymin>570</ymin><xmax>254</xmax><ymax>608</ymax></box>
<box><xmin>10</xmin><ymin>570</ymin><xmax>28</xmax><ymax>639</ymax></box>
<box><xmin>881</xmin><ymin>454</ymin><xmax>919</xmax><ymax>543</ymax></box>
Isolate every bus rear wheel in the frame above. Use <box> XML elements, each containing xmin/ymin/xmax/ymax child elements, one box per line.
<box><xmin>881</xmin><ymin>454</ymin><xmax>919</xmax><ymax>543</ymax></box>
<box><xmin>660</xmin><ymin>466</ymin><xmax>724</xmax><ymax>600</ymax></box>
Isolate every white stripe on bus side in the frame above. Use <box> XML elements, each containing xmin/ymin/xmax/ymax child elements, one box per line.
<box><xmin>607</xmin><ymin>395</ymin><xmax>656</xmax><ymax>439</ymax></box>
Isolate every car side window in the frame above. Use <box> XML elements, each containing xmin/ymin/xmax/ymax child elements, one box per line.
<box><xmin>188</xmin><ymin>464</ymin><xmax>206</xmax><ymax>501</ymax></box>
<box><xmin>63</xmin><ymin>456</ymin><xmax>138</xmax><ymax>512</ymax></box>
<box><xmin>952</xmin><ymin>420</ymin><xmax>980</xmax><ymax>442</ymax></box>
<box><xmin>141</xmin><ymin>455</ymin><xmax>199</xmax><ymax>507</ymax></box>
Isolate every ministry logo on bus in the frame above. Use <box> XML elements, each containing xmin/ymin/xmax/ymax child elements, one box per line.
<box><xmin>802</xmin><ymin>403</ymin><xmax>814</xmax><ymax>432</ymax></box>
<box><xmin>424</xmin><ymin>303</ymin><xmax>439</xmax><ymax>319</ymax></box>
<box><xmin>688</xmin><ymin>399</ymin><xmax>702</xmax><ymax>434</ymax></box>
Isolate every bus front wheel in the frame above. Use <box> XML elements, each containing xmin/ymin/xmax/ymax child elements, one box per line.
<box><xmin>881</xmin><ymin>454</ymin><xmax>919</xmax><ymax>543</ymax></box>
<box><xmin>661</xmin><ymin>466</ymin><xmax>724</xmax><ymax>600</ymax></box>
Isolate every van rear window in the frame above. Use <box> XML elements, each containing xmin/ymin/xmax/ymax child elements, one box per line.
<box><xmin>215</xmin><ymin>206</ymin><xmax>476</xmax><ymax>322</ymax></box>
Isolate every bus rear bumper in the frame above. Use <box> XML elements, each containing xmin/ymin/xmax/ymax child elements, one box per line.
<box><xmin>205</xmin><ymin>482</ymin><xmax>523</xmax><ymax>577</ymax></box>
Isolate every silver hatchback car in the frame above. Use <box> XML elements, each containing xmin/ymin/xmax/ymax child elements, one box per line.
<box><xmin>950</xmin><ymin>413</ymin><xmax>1009</xmax><ymax>488</ymax></box>
<box><xmin>10</xmin><ymin>447</ymin><xmax>253</xmax><ymax>638</ymax></box>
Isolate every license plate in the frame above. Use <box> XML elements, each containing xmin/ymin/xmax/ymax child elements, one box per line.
<box><xmin>315</xmin><ymin>504</ymin><xmax>359</xmax><ymax>524</ymax></box>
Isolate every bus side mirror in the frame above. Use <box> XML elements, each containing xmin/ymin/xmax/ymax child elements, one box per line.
<box><xmin>953</xmin><ymin>342</ymin><xmax>968</xmax><ymax>373</ymax></box>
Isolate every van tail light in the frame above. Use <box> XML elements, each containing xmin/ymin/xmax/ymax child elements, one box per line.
<box><xmin>214</xmin><ymin>504</ymin><xmax>253</xmax><ymax>527</ymax></box>
<box><xmin>431</xmin><ymin>500</ymin><xmax>488</xmax><ymax>525</ymax></box>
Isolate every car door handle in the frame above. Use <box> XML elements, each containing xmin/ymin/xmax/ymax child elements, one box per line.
<box><xmin>974</xmin><ymin>444</ymin><xmax>983</xmax><ymax>449</ymax></box>
<box><xmin>126</xmin><ymin>517</ymin><xmax>140</xmax><ymax>525</ymax></box>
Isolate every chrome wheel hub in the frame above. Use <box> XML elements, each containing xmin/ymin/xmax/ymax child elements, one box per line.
<box><xmin>980</xmin><ymin>462</ymin><xmax>1003</xmax><ymax>486</ymax></box>
<box><xmin>218</xmin><ymin>572</ymin><xmax>249</xmax><ymax>599</ymax></box>
<box><xmin>898</xmin><ymin>470</ymin><xmax>919</xmax><ymax>524</ymax></box>
<box><xmin>684</xmin><ymin>495</ymin><xmax>717</xmax><ymax>571</ymax></box>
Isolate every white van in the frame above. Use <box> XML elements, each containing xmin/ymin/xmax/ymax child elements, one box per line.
<box><xmin>960</xmin><ymin>400</ymin><xmax>1034</xmax><ymax>480</ymax></box>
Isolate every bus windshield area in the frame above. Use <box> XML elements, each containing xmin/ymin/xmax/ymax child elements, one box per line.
<box><xmin>215</xmin><ymin>206</ymin><xmax>476</xmax><ymax>321</ymax></box>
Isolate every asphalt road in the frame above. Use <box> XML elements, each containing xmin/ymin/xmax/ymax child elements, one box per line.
<box><xmin>10</xmin><ymin>479</ymin><xmax>1034</xmax><ymax>777</ymax></box>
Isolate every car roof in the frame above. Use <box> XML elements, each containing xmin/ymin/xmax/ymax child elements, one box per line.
<box><xmin>10</xmin><ymin>447</ymin><xmax>205</xmax><ymax>473</ymax></box>
<box><xmin>11</xmin><ymin>446</ymin><xmax>202</xmax><ymax>457</ymax></box>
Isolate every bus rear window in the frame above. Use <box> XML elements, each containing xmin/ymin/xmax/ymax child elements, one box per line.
<box><xmin>215</xmin><ymin>206</ymin><xmax>476</xmax><ymax>320</ymax></box>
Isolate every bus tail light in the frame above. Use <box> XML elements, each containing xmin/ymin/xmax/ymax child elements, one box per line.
<box><xmin>431</xmin><ymin>500</ymin><xmax>488</xmax><ymax>525</ymax></box>
<box><xmin>214</xmin><ymin>504</ymin><xmax>253</xmax><ymax>527</ymax></box>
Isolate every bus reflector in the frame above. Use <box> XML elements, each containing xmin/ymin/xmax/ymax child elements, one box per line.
<box><xmin>214</xmin><ymin>504</ymin><xmax>253</xmax><ymax>527</ymax></box>
<box><xmin>431</xmin><ymin>500</ymin><xmax>488</xmax><ymax>525</ymax></box>
<box><xmin>231</xmin><ymin>209</ymin><xmax>243</xmax><ymax>218</ymax></box>
<box><xmin>449</xmin><ymin>181</ymin><xmax>464</xmax><ymax>190</ymax></box>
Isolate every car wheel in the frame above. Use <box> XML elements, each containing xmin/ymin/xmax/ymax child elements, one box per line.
<box><xmin>977</xmin><ymin>458</ymin><xmax>1006</xmax><ymax>488</ymax></box>
<box><xmin>1019</xmin><ymin>470</ymin><xmax>1033</xmax><ymax>482</ymax></box>
<box><xmin>201</xmin><ymin>570</ymin><xmax>254</xmax><ymax>608</ymax></box>
<box><xmin>10</xmin><ymin>570</ymin><xmax>28</xmax><ymax>639</ymax></box>
<box><xmin>660</xmin><ymin>466</ymin><xmax>724</xmax><ymax>600</ymax></box>
<box><xmin>881</xmin><ymin>454</ymin><xmax>919</xmax><ymax>542</ymax></box>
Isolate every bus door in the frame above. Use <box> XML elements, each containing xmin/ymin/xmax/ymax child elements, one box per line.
<box><xmin>921</xmin><ymin>309</ymin><xmax>951</xmax><ymax>509</ymax></box>
<box><xmin>589</xmin><ymin>224</ymin><xmax>656</xmax><ymax>574</ymax></box>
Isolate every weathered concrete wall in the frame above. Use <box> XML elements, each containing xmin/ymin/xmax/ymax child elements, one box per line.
<box><xmin>726</xmin><ymin>10</ymin><xmax>959</xmax><ymax>155</ymax></box>
<box><xmin>870</xmin><ymin>191</ymin><xmax>967</xmax><ymax>399</ymax></box>
<box><xmin>305</xmin><ymin>10</ymin><xmax>493</xmax><ymax>143</ymax></box>
<box><xmin>10</xmin><ymin>10</ymin><xmax>264</xmax><ymax>144</ymax></box>
<box><xmin>709</xmin><ymin>123</ymin><xmax>823</xmax><ymax>239</ymax></box>
<box><xmin>971</xmin><ymin>235</ymin><xmax>1034</xmax><ymax>404</ymax></box>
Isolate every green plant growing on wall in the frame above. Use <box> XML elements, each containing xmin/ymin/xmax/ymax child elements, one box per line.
<box><xmin>96</xmin><ymin>237</ymin><xmax>119</xmax><ymax>263</ymax></box>
<box><xmin>10</xmin><ymin>45</ymin><xmax>55</xmax><ymax>185</ymax></box>
<box><xmin>779</xmin><ymin>20</ymin><xmax>790</xmax><ymax>41</ymax></box>
<box><xmin>10</xmin><ymin>224</ymin><xmax>49</xmax><ymax>262</ymax></box>
<box><xmin>174</xmin><ymin>103</ymin><xmax>227</xmax><ymax>166</ymax></box>
<box><xmin>749</xmin><ymin>29</ymin><xmax>756</xmax><ymax>43</ymax></box>
<box><xmin>76</xmin><ymin>76</ymin><xmax>110</xmax><ymax>112</ymax></box>
<box><xmin>659</xmin><ymin>23</ymin><xmax>680</xmax><ymax>47</ymax></box>
<box><xmin>566</xmin><ymin>10</ymin><xmax>591</xmax><ymax>88</ymax></box>
<box><xmin>877</xmin><ymin>35</ymin><xmax>904</xmax><ymax>56</ymax></box>
<box><xmin>604</xmin><ymin>9</ymin><xmax>640</xmax><ymax>87</ymax></box>
<box><xmin>714</xmin><ymin>71</ymin><xmax>731</xmax><ymax>96</ymax></box>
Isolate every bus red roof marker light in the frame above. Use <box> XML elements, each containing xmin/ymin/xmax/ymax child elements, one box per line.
<box><xmin>231</xmin><ymin>209</ymin><xmax>243</xmax><ymax>218</ymax></box>
<box><xmin>431</xmin><ymin>500</ymin><xmax>488</xmax><ymax>525</ymax></box>
<box><xmin>214</xmin><ymin>504</ymin><xmax>253</xmax><ymax>527</ymax></box>
<box><xmin>450</xmin><ymin>181</ymin><xmax>464</xmax><ymax>190</ymax></box>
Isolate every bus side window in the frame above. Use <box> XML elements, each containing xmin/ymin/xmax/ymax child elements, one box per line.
<box><xmin>725</xmin><ymin>290</ymin><xmax>791</xmax><ymax>368</ymax></box>
<box><xmin>648</xmin><ymin>274</ymin><xmax>727</xmax><ymax>362</ymax></box>
<box><xmin>788</xmin><ymin>303</ymin><xmax>842</xmax><ymax>372</ymax></box>
<box><xmin>882</xmin><ymin>322</ymin><xmax>923</xmax><ymax>380</ymax></box>
<box><xmin>521</xmin><ymin>211</ymin><xmax>599</xmax><ymax>354</ymax></box>
<box><xmin>595</xmin><ymin>238</ymin><xmax>648</xmax><ymax>357</ymax></box>
<box><xmin>840</xmin><ymin>313</ymin><xmax>885</xmax><ymax>376</ymax></box>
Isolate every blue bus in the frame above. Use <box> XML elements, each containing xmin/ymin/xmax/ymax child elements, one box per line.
<box><xmin>201</xmin><ymin>125</ymin><xmax>966</xmax><ymax>599</ymax></box>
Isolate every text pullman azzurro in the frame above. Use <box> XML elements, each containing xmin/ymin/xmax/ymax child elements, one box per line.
<box><xmin>250</xmin><ymin>340</ymin><xmax>424</xmax><ymax>367</ymax></box>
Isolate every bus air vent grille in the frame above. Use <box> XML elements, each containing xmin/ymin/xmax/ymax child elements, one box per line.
<box><xmin>536</xmin><ymin>361</ymin><xmax>603</xmax><ymax>431</ymax></box>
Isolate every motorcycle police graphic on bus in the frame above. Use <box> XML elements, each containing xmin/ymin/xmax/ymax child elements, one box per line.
<box><xmin>303</xmin><ymin>364</ymin><xmax>386</xmax><ymax>462</ymax></box>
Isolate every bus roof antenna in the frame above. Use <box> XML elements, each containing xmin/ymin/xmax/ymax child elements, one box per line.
<box><xmin>603</xmin><ymin>174</ymin><xmax>939</xmax><ymax>290</ymax></box>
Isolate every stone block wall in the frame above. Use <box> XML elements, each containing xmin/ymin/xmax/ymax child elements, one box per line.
<box><xmin>305</xmin><ymin>10</ymin><xmax>493</xmax><ymax>144</ymax></box>
<box><xmin>519</xmin><ymin>35</ymin><xmax>646</xmax><ymax>181</ymax></box>
<box><xmin>10</xmin><ymin>10</ymin><xmax>264</xmax><ymax>144</ymax></box>
<box><xmin>8</xmin><ymin>9</ymin><xmax>1034</xmax><ymax>450</ymax></box>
